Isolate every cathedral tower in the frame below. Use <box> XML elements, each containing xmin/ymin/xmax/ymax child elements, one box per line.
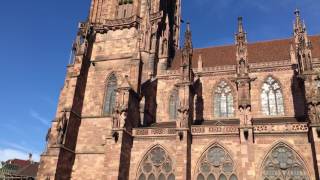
<box><xmin>37</xmin><ymin>0</ymin><xmax>181</xmax><ymax>179</ymax></box>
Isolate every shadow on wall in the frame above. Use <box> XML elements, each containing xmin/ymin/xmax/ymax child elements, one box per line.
<box><xmin>291</xmin><ymin>70</ymin><xmax>307</xmax><ymax>122</ymax></box>
<box><xmin>194</xmin><ymin>78</ymin><xmax>204</xmax><ymax>125</ymax></box>
<box><xmin>141</xmin><ymin>79</ymin><xmax>158</xmax><ymax>126</ymax></box>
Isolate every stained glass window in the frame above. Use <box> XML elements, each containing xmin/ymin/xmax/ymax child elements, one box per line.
<box><xmin>137</xmin><ymin>146</ymin><xmax>175</xmax><ymax>180</ymax></box>
<box><xmin>169</xmin><ymin>90</ymin><xmax>179</xmax><ymax>120</ymax></box>
<box><xmin>261</xmin><ymin>77</ymin><xmax>284</xmax><ymax>116</ymax></box>
<box><xmin>195</xmin><ymin>145</ymin><xmax>238</xmax><ymax>180</ymax></box>
<box><xmin>214</xmin><ymin>81</ymin><xmax>234</xmax><ymax>118</ymax></box>
<box><xmin>104</xmin><ymin>74</ymin><xmax>117</xmax><ymax>115</ymax></box>
<box><xmin>262</xmin><ymin>143</ymin><xmax>308</xmax><ymax>180</ymax></box>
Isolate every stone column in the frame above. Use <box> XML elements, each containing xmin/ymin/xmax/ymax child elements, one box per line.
<box><xmin>175</xmin><ymin>129</ymin><xmax>191</xmax><ymax>180</ymax></box>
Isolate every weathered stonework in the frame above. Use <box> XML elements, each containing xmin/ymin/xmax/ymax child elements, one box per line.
<box><xmin>37</xmin><ymin>1</ymin><xmax>320</xmax><ymax>180</ymax></box>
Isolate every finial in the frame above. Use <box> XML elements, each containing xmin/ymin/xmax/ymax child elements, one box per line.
<box><xmin>198</xmin><ymin>54</ymin><xmax>203</xmax><ymax>70</ymax></box>
<box><xmin>183</xmin><ymin>22</ymin><xmax>192</xmax><ymax>49</ymax></box>
<box><xmin>238</xmin><ymin>17</ymin><xmax>244</xmax><ymax>33</ymax></box>
<box><xmin>290</xmin><ymin>43</ymin><xmax>294</xmax><ymax>51</ymax></box>
<box><xmin>294</xmin><ymin>8</ymin><xmax>300</xmax><ymax>16</ymax></box>
<box><xmin>186</xmin><ymin>22</ymin><xmax>190</xmax><ymax>32</ymax></box>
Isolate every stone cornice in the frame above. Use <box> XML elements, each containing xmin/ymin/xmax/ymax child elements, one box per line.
<box><xmin>94</xmin><ymin>15</ymin><xmax>142</xmax><ymax>32</ymax></box>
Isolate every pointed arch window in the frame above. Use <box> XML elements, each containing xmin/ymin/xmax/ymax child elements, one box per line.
<box><xmin>214</xmin><ymin>81</ymin><xmax>234</xmax><ymax>118</ymax></box>
<box><xmin>137</xmin><ymin>146</ymin><xmax>175</xmax><ymax>180</ymax></box>
<box><xmin>195</xmin><ymin>145</ymin><xmax>238</xmax><ymax>180</ymax></box>
<box><xmin>262</xmin><ymin>143</ymin><xmax>308</xmax><ymax>180</ymax></box>
<box><xmin>261</xmin><ymin>77</ymin><xmax>284</xmax><ymax>116</ymax></box>
<box><xmin>104</xmin><ymin>74</ymin><xmax>117</xmax><ymax>116</ymax></box>
<box><xmin>169</xmin><ymin>89</ymin><xmax>179</xmax><ymax>120</ymax></box>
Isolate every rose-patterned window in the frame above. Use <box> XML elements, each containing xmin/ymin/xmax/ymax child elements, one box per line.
<box><xmin>103</xmin><ymin>74</ymin><xmax>117</xmax><ymax>116</ymax></box>
<box><xmin>169</xmin><ymin>89</ymin><xmax>179</xmax><ymax>120</ymax></box>
<box><xmin>195</xmin><ymin>145</ymin><xmax>238</xmax><ymax>180</ymax></box>
<box><xmin>214</xmin><ymin>81</ymin><xmax>234</xmax><ymax>118</ymax></box>
<box><xmin>261</xmin><ymin>77</ymin><xmax>284</xmax><ymax>116</ymax></box>
<box><xmin>137</xmin><ymin>146</ymin><xmax>175</xmax><ymax>180</ymax></box>
<box><xmin>262</xmin><ymin>143</ymin><xmax>309</xmax><ymax>180</ymax></box>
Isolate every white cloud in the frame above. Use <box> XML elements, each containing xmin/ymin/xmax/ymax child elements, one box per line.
<box><xmin>0</xmin><ymin>148</ymin><xmax>40</xmax><ymax>162</ymax></box>
<box><xmin>29</xmin><ymin>109</ymin><xmax>50</xmax><ymax>127</ymax></box>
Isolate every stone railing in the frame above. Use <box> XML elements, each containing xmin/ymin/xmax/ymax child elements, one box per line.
<box><xmin>132</xmin><ymin>123</ymin><xmax>308</xmax><ymax>137</ymax></box>
<box><xmin>133</xmin><ymin>128</ymin><xmax>176</xmax><ymax>137</ymax></box>
<box><xmin>253</xmin><ymin>123</ymin><xmax>308</xmax><ymax>134</ymax></box>
<box><xmin>194</xmin><ymin>65</ymin><xmax>236</xmax><ymax>74</ymax></box>
<box><xmin>250</xmin><ymin>60</ymin><xmax>292</xmax><ymax>69</ymax></box>
<box><xmin>191</xmin><ymin>125</ymin><xmax>239</xmax><ymax>135</ymax></box>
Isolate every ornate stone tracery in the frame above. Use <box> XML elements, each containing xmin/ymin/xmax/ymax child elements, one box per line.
<box><xmin>137</xmin><ymin>146</ymin><xmax>175</xmax><ymax>180</ymax></box>
<box><xmin>195</xmin><ymin>145</ymin><xmax>238</xmax><ymax>180</ymax></box>
<box><xmin>261</xmin><ymin>143</ymin><xmax>309</xmax><ymax>180</ymax></box>
<box><xmin>261</xmin><ymin>76</ymin><xmax>284</xmax><ymax>116</ymax></box>
<box><xmin>213</xmin><ymin>81</ymin><xmax>235</xmax><ymax>118</ymax></box>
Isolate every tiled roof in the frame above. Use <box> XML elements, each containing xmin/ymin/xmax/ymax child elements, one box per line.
<box><xmin>1</xmin><ymin>159</ymin><xmax>39</xmax><ymax>178</ymax></box>
<box><xmin>170</xmin><ymin>35</ymin><xmax>320</xmax><ymax>69</ymax></box>
<box><xmin>16</xmin><ymin>163</ymin><xmax>39</xmax><ymax>177</ymax></box>
<box><xmin>6</xmin><ymin>159</ymin><xmax>31</xmax><ymax>168</ymax></box>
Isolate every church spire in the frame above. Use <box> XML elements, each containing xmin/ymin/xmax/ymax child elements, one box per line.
<box><xmin>293</xmin><ymin>9</ymin><xmax>313</xmax><ymax>73</ymax></box>
<box><xmin>181</xmin><ymin>22</ymin><xmax>193</xmax><ymax>82</ymax></box>
<box><xmin>183</xmin><ymin>23</ymin><xmax>193</xmax><ymax>52</ymax></box>
<box><xmin>237</xmin><ymin>16</ymin><xmax>244</xmax><ymax>34</ymax></box>
<box><xmin>235</xmin><ymin>17</ymin><xmax>248</xmax><ymax>77</ymax></box>
<box><xmin>294</xmin><ymin>9</ymin><xmax>304</xmax><ymax>34</ymax></box>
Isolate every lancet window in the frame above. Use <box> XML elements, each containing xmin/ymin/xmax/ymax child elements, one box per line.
<box><xmin>261</xmin><ymin>77</ymin><xmax>284</xmax><ymax>116</ymax></box>
<box><xmin>103</xmin><ymin>74</ymin><xmax>117</xmax><ymax>115</ymax></box>
<box><xmin>214</xmin><ymin>81</ymin><xmax>234</xmax><ymax>118</ymax></box>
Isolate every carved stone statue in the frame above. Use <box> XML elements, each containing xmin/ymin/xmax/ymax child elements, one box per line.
<box><xmin>239</xmin><ymin>107</ymin><xmax>245</xmax><ymax>125</ymax></box>
<box><xmin>119</xmin><ymin>109</ymin><xmax>128</xmax><ymax>128</ymax></box>
<box><xmin>46</xmin><ymin>127</ymin><xmax>51</xmax><ymax>142</ymax></box>
<box><xmin>112</xmin><ymin>113</ymin><xmax>120</xmax><ymax>129</ymax></box>
<box><xmin>245</xmin><ymin>106</ymin><xmax>252</xmax><ymax>125</ymax></box>
<box><xmin>315</xmin><ymin>104</ymin><xmax>320</xmax><ymax>123</ymax></box>
<box><xmin>239</xmin><ymin>106</ymin><xmax>252</xmax><ymax>126</ymax></box>
<box><xmin>139</xmin><ymin>98</ymin><xmax>145</xmax><ymax>126</ymax></box>
<box><xmin>239</xmin><ymin>59</ymin><xmax>246</xmax><ymax>76</ymax></box>
<box><xmin>177</xmin><ymin>106</ymin><xmax>189</xmax><ymax>128</ymax></box>
<box><xmin>56</xmin><ymin>111</ymin><xmax>68</xmax><ymax>145</ymax></box>
<box><xmin>307</xmin><ymin>102</ymin><xmax>320</xmax><ymax>124</ymax></box>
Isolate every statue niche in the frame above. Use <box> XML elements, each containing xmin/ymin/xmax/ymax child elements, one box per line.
<box><xmin>56</xmin><ymin>110</ymin><xmax>69</xmax><ymax>145</ymax></box>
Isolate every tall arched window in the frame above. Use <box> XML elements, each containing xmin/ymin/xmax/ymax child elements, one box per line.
<box><xmin>137</xmin><ymin>146</ymin><xmax>175</xmax><ymax>180</ymax></box>
<box><xmin>261</xmin><ymin>143</ymin><xmax>308</xmax><ymax>180</ymax></box>
<box><xmin>214</xmin><ymin>81</ymin><xmax>234</xmax><ymax>118</ymax></box>
<box><xmin>195</xmin><ymin>145</ymin><xmax>238</xmax><ymax>180</ymax></box>
<box><xmin>261</xmin><ymin>77</ymin><xmax>284</xmax><ymax>116</ymax></box>
<box><xmin>169</xmin><ymin>89</ymin><xmax>179</xmax><ymax>120</ymax></box>
<box><xmin>104</xmin><ymin>74</ymin><xmax>117</xmax><ymax>115</ymax></box>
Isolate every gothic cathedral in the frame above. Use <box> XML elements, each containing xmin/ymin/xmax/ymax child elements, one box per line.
<box><xmin>37</xmin><ymin>0</ymin><xmax>320</xmax><ymax>179</ymax></box>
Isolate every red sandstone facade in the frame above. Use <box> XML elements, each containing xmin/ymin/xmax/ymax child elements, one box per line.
<box><xmin>37</xmin><ymin>0</ymin><xmax>320</xmax><ymax>179</ymax></box>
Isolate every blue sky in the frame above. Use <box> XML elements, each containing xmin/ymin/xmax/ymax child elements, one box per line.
<box><xmin>0</xmin><ymin>0</ymin><xmax>319</xmax><ymax>162</ymax></box>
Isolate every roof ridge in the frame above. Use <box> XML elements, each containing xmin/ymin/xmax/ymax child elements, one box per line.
<box><xmin>192</xmin><ymin>34</ymin><xmax>320</xmax><ymax>51</ymax></box>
